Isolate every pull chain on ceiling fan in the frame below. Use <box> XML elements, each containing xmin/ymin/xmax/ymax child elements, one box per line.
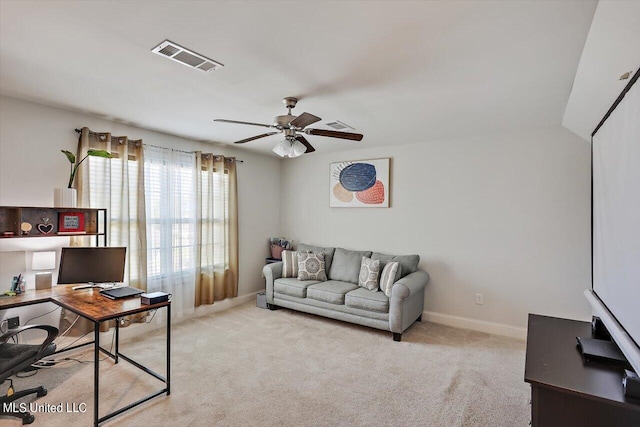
<box><xmin>214</xmin><ymin>97</ymin><xmax>364</xmax><ymax>157</ymax></box>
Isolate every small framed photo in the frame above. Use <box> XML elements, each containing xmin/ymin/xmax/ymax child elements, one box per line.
<box><xmin>58</xmin><ymin>212</ymin><xmax>86</xmax><ymax>234</ymax></box>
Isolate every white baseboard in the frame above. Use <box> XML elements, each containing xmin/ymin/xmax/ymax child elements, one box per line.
<box><xmin>423</xmin><ymin>310</ymin><xmax>527</xmax><ymax>340</ymax></box>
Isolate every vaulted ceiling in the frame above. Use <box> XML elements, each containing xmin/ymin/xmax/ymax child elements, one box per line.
<box><xmin>0</xmin><ymin>1</ymin><xmax>599</xmax><ymax>155</ymax></box>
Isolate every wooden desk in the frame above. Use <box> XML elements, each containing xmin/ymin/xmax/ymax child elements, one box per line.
<box><xmin>0</xmin><ymin>284</ymin><xmax>74</xmax><ymax>309</ymax></box>
<box><xmin>525</xmin><ymin>314</ymin><xmax>640</xmax><ymax>427</ymax></box>
<box><xmin>0</xmin><ymin>285</ymin><xmax>171</xmax><ymax>426</ymax></box>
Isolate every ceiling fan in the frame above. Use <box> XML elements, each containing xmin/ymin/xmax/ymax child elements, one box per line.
<box><xmin>214</xmin><ymin>97</ymin><xmax>363</xmax><ymax>158</ymax></box>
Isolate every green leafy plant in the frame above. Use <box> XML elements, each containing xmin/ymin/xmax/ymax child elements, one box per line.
<box><xmin>61</xmin><ymin>149</ymin><xmax>113</xmax><ymax>188</ymax></box>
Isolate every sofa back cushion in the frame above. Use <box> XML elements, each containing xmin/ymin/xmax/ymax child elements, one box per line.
<box><xmin>297</xmin><ymin>243</ymin><xmax>336</xmax><ymax>273</ymax></box>
<box><xmin>371</xmin><ymin>252</ymin><xmax>420</xmax><ymax>279</ymax></box>
<box><xmin>329</xmin><ymin>248</ymin><xmax>373</xmax><ymax>284</ymax></box>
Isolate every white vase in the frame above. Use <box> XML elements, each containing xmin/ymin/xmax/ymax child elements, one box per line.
<box><xmin>54</xmin><ymin>188</ymin><xmax>77</xmax><ymax>208</ymax></box>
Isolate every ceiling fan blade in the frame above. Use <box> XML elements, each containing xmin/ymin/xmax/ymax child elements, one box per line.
<box><xmin>214</xmin><ymin>119</ymin><xmax>275</xmax><ymax>129</ymax></box>
<box><xmin>234</xmin><ymin>132</ymin><xmax>279</xmax><ymax>144</ymax></box>
<box><xmin>295</xmin><ymin>135</ymin><xmax>315</xmax><ymax>153</ymax></box>
<box><xmin>289</xmin><ymin>112</ymin><xmax>321</xmax><ymax>129</ymax></box>
<box><xmin>305</xmin><ymin>128</ymin><xmax>363</xmax><ymax>141</ymax></box>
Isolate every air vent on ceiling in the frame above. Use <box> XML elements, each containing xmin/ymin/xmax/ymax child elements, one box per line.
<box><xmin>151</xmin><ymin>40</ymin><xmax>223</xmax><ymax>73</ymax></box>
<box><xmin>326</xmin><ymin>120</ymin><xmax>355</xmax><ymax>131</ymax></box>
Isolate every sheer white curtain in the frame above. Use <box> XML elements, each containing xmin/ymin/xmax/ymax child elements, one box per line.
<box><xmin>144</xmin><ymin>146</ymin><xmax>196</xmax><ymax>317</ymax></box>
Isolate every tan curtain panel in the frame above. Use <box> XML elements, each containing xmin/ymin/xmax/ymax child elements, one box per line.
<box><xmin>75</xmin><ymin>127</ymin><xmax>148</xmax><ymax>291</ymax></box>
<box><xmin>62</xmin><ymin>127</ymin><xmax>148</xmax><ymax>333</ymax></box>
<box><xmin>195</xmin><ymin>153</ymin><xmax>239</xmax><ymax>306</ymax></box>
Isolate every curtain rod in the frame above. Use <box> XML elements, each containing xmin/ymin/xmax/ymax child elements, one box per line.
<box><xmin>74</xmin><ymin>128</ymin><xmax>244</xmax><ymax>163</ymax></box>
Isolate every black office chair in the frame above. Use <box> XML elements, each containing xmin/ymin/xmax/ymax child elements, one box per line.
<box><xmin>0</xmin><ymin>324</ymin><xmax>58</xmax><ymax>425</ymax></box>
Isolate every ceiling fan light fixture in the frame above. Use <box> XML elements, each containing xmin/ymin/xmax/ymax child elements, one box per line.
<box><xmin>291</xmin><ymin>139</ymin><xmax>306</xmax><ymax>157</ymax></box>
<box><xmin>217</xmin><ymin>97</ymin><xmax>364</xmax><ymax>154</ymax></box>
<box><xmin>272</xmin><ymin>139</ymin><xmax>290</xmax><ymax>157</ymax></box>
<box><xmin>272</xmin><ymin>138</ymin><xmax>306</xmax><ymax>158</ymax></box>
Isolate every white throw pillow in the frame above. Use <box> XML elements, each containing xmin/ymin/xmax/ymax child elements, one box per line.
<box><xmin>358</xmin><ymin>256</ymin><xmax>380</xmax><ymax>291</ymax></box>
<box><xmin>380</xmin><ymin>261</ymin><xmax>400</xmax><ymax>297</ymax></box>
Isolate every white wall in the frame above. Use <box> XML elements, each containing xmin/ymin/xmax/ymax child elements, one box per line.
<box><xmin>0</xmin><ymin>95</ymin><xmax>281</xmax><ymax>300</ymax></box>
<box><xmin>281</xmin><ymin>126</ymin><xmax>592</xmax><ymax>337</ymax></box>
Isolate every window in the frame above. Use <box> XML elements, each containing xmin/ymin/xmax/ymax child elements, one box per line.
<box><xmin>82</xmin><ymin>134</ymin><xmax>237</xmax><ymax>312</ymax></box>
<box><xmin>144</xmin><ymin>147</ymin><xmax>196</xmax><ymax>280</ymax></box>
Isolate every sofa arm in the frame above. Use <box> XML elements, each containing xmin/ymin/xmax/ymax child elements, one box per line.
<box><xmin>391</xmin><ymin>270</ymin><xmax>430</xmax><ymax>300</ymax></box>
<box><xmin>262</xmin><ymin>262</ymin><xmax>283</xmax><ymax>304</ymax></box>
<box><xmin>389</xmin><ymin>270</ymin><xmax>430</xmax><ymax>334</ymax></box>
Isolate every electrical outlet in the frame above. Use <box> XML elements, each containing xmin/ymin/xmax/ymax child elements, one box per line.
<box><xmin>475</xmin><ymin>293</ymin><xmax>484</xmax><ymax>305</ymax></box>
<box><xmin>8</xmin><ymin>316</ymin><xmax>20</xmax><ymax>329</ymax></box>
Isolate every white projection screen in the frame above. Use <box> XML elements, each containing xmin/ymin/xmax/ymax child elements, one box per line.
<box><xmin>592</xmin><ymin>75</ymin><xmax>640</xmax><ymax>354</ymax></box>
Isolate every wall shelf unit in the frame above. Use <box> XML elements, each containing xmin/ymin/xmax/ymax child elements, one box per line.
<box><xmin>0</xmin><ymin>206</ymin><xmax>107</xmax><ymax>246</ymax></box>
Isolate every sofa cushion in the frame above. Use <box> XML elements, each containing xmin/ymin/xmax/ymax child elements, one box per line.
<box><xmin>345</xmin><ymin>287</ymin><xmax>389</xmax><ymax>313</ymax></box>
<box><xmin>329</xmin><ymin>248</ymin><xmax>373</xmax><ymax>284</ymax></box>
<box><xmin>358</xmin><ymin>256</ymin><xmax>380</xmax><ymax>291</ymax></box>
<box><xmin>379</xmin><ymin>261</ymin><xmax>400</xmax><ymax>297</ymax></box>
<box><xmin>297</xmin><ymin>251</ymin><xmax>327</xmax><ymax>281</ymax></box>
<box><xmin>307</xmin><ymin>280</ymin><xmax>358</xmax><ymax>305</ymax></box>
<box><xmin>371</xmin><ymin>252</ymin><xmax>419</xmax><ymax>279</ymax></box>
<box><xmin>281</xmin><ymin>250</ymin><xmax>298</xmax><ymax>278</ymax></box>
<box><xmin>274</xmin><ymin>278</ymin><xmax>320</xmax><ymax>298</ymax></box>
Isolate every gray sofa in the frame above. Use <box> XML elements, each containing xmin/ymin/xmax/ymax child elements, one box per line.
<box><xmin>262</xmin><ymin>244</ymin><xmax>430</xmax><ymax>341</ymax></box>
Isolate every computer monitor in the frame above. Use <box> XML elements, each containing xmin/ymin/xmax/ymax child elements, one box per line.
<box><xmin>57</xmin><ymin>247</ymin><xmax>126</xmax><ymax>284</ymax></box>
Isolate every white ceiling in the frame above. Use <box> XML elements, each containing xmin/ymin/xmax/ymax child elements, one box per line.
<box><xmin>0</xmin><ymin>0</ymin><xmax>598</xmax><ymax>156</ymax></box>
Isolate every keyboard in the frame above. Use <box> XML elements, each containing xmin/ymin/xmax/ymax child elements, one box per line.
<box><xmin>72</xmin><ymin>283</ymin><xmax>122</xmax><ymax>291</ymax></box>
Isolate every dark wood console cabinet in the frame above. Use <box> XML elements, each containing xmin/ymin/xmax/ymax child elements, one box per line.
<box><xmin>525</xmin><ymin>314</ymin><xmax>640</xmax><ymax>427</ymax></box>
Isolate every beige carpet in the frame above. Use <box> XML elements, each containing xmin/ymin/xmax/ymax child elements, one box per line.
<box><xmin>3</xmin><ymin>303</ymin><xmax>530</xmax><ymax>426</ymax></box>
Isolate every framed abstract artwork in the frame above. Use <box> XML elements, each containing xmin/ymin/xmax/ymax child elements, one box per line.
<box><xmin>330</xmin><ymin>158</ymin><xmax>390</xmax><ymax>207</ymax></box>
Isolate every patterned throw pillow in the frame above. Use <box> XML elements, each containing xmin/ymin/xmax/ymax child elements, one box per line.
<box><xmin>380</xmin><ymin>261</ymin><xmax>400</xmax><ymax>297</ymax></box>
<box><xmin>358</xmin><ymin>256</ymin><xmax>380</xmax><ymax>291</ymax></box>
<box><xmin>297</xmin><ymin>251</ymin><xmax>327</xmax><ymax>281</ymax></box>
<box><xmin>281</xmin><ymin>250</ymin><xmax>299</xmax><ymax>278</ymax></box>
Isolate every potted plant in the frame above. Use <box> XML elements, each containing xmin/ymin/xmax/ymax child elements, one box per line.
<box><xmin>55</xmin><ymin>149</ymin><xmax>112</xmax><ymax>207</ymax></box>
<box><xmin>61</xmin><ymin>149</ymin><xmax>112</xmax><ymax>188</ymax></box>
